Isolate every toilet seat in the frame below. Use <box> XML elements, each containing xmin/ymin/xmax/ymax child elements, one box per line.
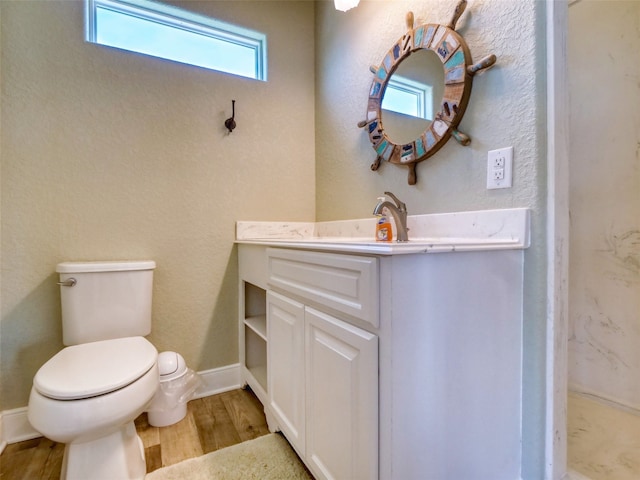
<box><xmin>34</xmin><ymin>336</ymin><xmax>157</xmax><ymax>400</ymax></box>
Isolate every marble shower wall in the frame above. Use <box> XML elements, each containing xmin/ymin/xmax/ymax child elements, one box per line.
<box><xmin>568</xmin><ymin>0</ymin><xmax>640</xmax><ymax>409</ymax></box>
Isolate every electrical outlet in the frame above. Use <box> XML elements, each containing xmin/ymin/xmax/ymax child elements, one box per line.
<box><xmin>487</xmin><ymin>147</ymin><xmax>513</xmax><ymax>189</ymax></box>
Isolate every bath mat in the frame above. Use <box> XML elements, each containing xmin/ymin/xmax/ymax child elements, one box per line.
<box><xmin>145</xmin><ymin>433</ymin><xmax>313</xmax><ymax>480</ymax></box>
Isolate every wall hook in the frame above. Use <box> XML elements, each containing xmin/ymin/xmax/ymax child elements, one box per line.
<box><xmin>224</xmin><ymin>100</ymin><xmax>236</xmax><ymax>133</ymax></box>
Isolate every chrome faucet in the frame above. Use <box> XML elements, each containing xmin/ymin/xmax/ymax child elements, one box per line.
<box><xmin>373</xmin><ymin>191</ymin><xmax>409</xmax><ymax>242</ymax></box>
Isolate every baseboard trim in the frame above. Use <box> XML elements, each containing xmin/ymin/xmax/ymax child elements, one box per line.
<box><xmin>0</xmin><ymin>363</ymin><xmax>242</xmax><ymax>452</ymax></box>
<box><xmin>0</xmin><ymin>406</ymin><xmax>41</xmax><ymax>453</ymax></box>
<box><xmin>193</xmin><ymin>363</ymin><xmax>242</xmax><ymax>399</ymax></box>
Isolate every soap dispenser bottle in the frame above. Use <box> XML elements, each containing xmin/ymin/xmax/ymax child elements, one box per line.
<box><xmin>375</xmin><ymin>197</ymin><xmax>393</xmax><ymax>242</ymax></box>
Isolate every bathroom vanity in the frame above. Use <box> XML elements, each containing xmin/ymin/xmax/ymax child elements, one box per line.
<box><xmin>237</xmin><ymin>208</ymin><xmax>530</xmax><ymax>480</ymax></box>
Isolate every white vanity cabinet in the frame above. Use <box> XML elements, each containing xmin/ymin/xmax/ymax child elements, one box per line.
<box><xmin>239</xmin><ymin>236</ymin><xmax>524</xmax><ymax>480</ymax></box>
<box><xmin>266</xmin><ymin>248</ymin><xmax>379</xmax><ymax>480</ymax></box>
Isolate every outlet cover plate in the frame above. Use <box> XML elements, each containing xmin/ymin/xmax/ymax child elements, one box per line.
<box><xmin>487</xmin><ymin>146</ymin><xmax>513</xmax><ymax>189</ymax></box>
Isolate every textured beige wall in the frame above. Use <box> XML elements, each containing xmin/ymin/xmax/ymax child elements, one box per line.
<box><xmin>0</xmin><ymin>0</ymin><xmax>315</xmax><ymax>409</ymax></box>
<box><xmin>314</xmin><ymin>1</ymin><xmax>548</xmax><ymax>477</ymax></box>
<box><xmin>568</xmin><ymin>1</ymin><xmax>640</xmax><ymax>408</ymax></box>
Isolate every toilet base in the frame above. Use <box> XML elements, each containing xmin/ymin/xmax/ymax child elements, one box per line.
<box><xmin>61</xmin><ymin>421</ymin><xmax>146</xmax><ymax>480</ymax></box>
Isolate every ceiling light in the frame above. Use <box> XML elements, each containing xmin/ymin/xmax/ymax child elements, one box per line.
<box><xmin>334</xmin><ymin>0</ymin><xmax>360</xmax><ymax>12</ymax></box>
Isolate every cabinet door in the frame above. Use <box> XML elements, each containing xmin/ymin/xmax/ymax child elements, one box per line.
<box><xmin>267</xmin><ymin>291</ymin><xmax>306</xmax><ymax>454</ymax></box>
<box><xmin>305</xmin><ymin>306</ymin><xmax>378</xmax><ymax>480</ymax></box>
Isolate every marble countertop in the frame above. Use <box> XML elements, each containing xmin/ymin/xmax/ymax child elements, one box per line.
<box><xmin>236</xmin><ymin>208</ymin><xmax>531</xmax><ymax>256</ymax></box>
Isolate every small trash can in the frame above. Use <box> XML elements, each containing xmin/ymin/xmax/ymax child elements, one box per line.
<box><xmin>147</xmin><ymin>351</ymin><xmax>202</xmax><ymax>427</ymax></box>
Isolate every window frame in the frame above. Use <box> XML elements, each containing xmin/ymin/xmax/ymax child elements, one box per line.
<box><xmin>85</xmin><ymin>0</ymin><xmax>268</xmax><ymax>81</ymax></box>
<box><xmin>382</xmin><ymin>75</ymin><xmax>434</xmax><ymax>121</ymax></box>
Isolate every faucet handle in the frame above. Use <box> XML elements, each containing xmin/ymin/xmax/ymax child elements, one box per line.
<box><xmin>384</xmin><ymin>191</ymin><xmax>406</xmax><ymax>212</ymax></box>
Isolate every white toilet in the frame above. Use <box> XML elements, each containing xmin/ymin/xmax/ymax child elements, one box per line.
<box><xmin>28</xmin><ymin>260</ymin><xmax>159</xmax><ymax>480</ymax></box>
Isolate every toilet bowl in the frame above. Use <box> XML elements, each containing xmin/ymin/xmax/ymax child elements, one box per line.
<box><xmin>28</xmin><ymin>260</ymin><xmax>158</xmax><ymax>479</ymax></box>
<box><xmin>28</xmin><ymin>337</ymin><xmax>159</xmax><ymax>480</ymax></box>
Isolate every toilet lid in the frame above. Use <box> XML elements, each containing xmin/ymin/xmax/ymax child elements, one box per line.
<box><xmin>34</xmin><ymin>336</ymin><xmax>158</xmax><ymax>400</ymax></box>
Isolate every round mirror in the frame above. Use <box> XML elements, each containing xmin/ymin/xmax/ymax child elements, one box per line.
<box><xmin>381</xmin><ymin>49</ymin><xmax>445</xmax><ymax>146</ymax></box>
<box><xmin>359</xmin><ymin>4</ymin><xmax>496</xmax><ymax>185</ymax></box>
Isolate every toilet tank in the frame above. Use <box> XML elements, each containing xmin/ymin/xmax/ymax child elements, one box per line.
<box><xmin>56</xmin><ymin>260</ymin><xmax>156</xmax><ymax>346</ymax></box>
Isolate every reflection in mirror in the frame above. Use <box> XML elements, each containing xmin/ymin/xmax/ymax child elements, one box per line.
<box><xmin>381</xmin><ymin>49</ymin><xmax>445</xmax><ymax>145</ymax></box>
<box><xmin>383</xmin><ymin>76</ymin><xmax>434</xmax><ymax>120</ymax></box>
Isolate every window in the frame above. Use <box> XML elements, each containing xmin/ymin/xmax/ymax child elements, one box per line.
<box><xmin>382</xmin><ymin>75</ymin><xmax>434</xmax><ymax>121</ymax></box>
<box><xmin>85</xmin><ymin>0</ymin><xmax>267</xmax><ymax>81</ymax></box>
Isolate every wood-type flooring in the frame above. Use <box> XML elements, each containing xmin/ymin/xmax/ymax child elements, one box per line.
<box><xmin>0</xmin><ymin>388</ymin><xmax>269</xmax><ymax>480</ymax></box>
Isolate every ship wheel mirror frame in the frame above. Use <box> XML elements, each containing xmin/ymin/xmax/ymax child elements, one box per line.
<box><xmin>357</xmin><ymin>0</ymin><xmax>496</xmax><ymax>185</ymax></box>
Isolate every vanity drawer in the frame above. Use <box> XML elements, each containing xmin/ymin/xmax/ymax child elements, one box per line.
<box><xmin>267</xmin><ymin>248</ymin><xmax>379</xmax><ymax>328</ymax></box>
